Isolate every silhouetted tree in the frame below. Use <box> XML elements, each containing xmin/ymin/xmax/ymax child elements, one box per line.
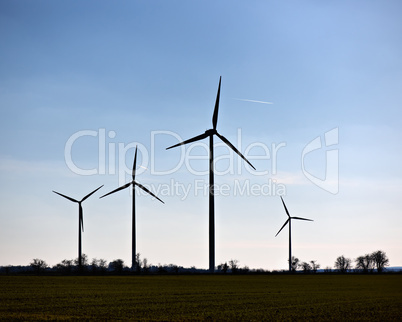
<box><xmin>91</xmin><ymin>258</ymin><xmax>108</xmax><ymax>273</ymax></box>
<box><xmin>310</xmin><ymin>260</ymin><xmax>320</xmax><ymax>273</ymax></box>
<box><xmin>91</xmin><ymin>258</ymin><xmax>99</xmax><ymax>273</ymax></box>
<box><xmin>355</xmin><ymin>254</ymin><xmax>374</xmax><ymax>273</ymax></box>
<box><xmin>97</xmin><ymin>259</ymin><xmax>108</xmax><ymax>273</ymax></box>
<box><xmin>30</xmin><ymin>258</ymin><xmax>48</xmax><ymax>273</ymax></box>
<box><xmin>334</xmin><ymin>255</ymin><xmax>351</xmax><ymax>273</ymax></box>
<box><xmin>324</xmin><ymin>266</ymin><xmax>332</xmax><ymax>273</ymax></box>
<box><xmin>290</xmin><ymin>256</ymin><xmax>300</xmax><ymax>272</ymax></box>
<box><xmin>217</xmin><ymin>262</ymin><xmax>229</xmax><ymax>274</ymax></box>
<box><xmin>74</xmin><ymin>254</ymin><xmax>89</xmax><ymax>270</ymax></box>
<box><xmin>371</xmin><ymin>250</ymin><xmax>389</xmax><ymax>273</ymax></box>
<box><xmin>301</xmin><ymin>262</ymin><xmax>312</xmax><ymax>273</ymax></box>
<box><xmin>54</xmin><ymin>259</ymin><xmax>74</xmax><ymax>274</ymax></box>
<box><xmin>229</xmin><ymin>259</ymin><xmax>239</xmax><ymax>273</ymax></box>
<box><xmin>157</xmin><ymin>264</ymin><xmax>167</xmax><ymax>274</ymax></box>
<box><xmin>169</xmin><ymin>264</ymin><xmax>180</xmax><ymax>274</ymax></box>
<box><xmin>109</xmin><ymin>259</ymin><xmax>125</xmax><ymax>274</ymax></box>
<box><xmin>142</xmin><ymin>258</ymin><xmax>150</xmax><ymax>273</ymax></box>
<box><xmin>134</xmin><ymin>253</ymin><xmax>142</xmax><ymax>273</ymax></box>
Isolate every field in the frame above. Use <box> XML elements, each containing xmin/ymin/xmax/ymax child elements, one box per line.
<box><xmin>1</xmin><ymin>275</ymin><xmax>401</xmax><ymax>320</ymax></box>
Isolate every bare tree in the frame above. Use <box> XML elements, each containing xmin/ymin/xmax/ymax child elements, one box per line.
<box><xmin>109</xmin><ymin>259</ymin><xmax>125</xmax><ymax>274</ymax></box>
<box><xmin>30</xmin><ymin>258</ymin><xmax>48</xmax><ymax>273</ymax></box>
<box><xmin>157</xmin><ymin>264</ymin><xmax>167</xmax><ymax>274</ymax></box>
<box><xmin>355</xmin><ymin>254</ymin><xmax>374</xmax><ymax>273</ymax></box>
<box><xmin>90</xmin><ymin>258</ymin><xmax>108</xmax><ymax>273</ymax></box>
<box><xmin>334</xmin><ymin>255</ymin><xmax>351</xmax><ymax>273</ymax></box>
<box><xmin>217</xmin><ymin>262</ymin><xmax>229</xmax><ymax>274</ymax></box>
<box><xmin>74</xmin><ymin>254</ymin><xmax>89</xmax><ymax>268</ymax></box>
<box><xmin>290</xmin><ymin>256</ymin><xmax>300</xmax><ymax>272</ymax></box>
<box><xmin>142</xmin><ymin>258</ymin><xmax>150</xmax><ymax>273</ymax></box>
<box><xmin>134</xmin><ymin>253</ymin><xmax>142</xmax><ymax>273</ymax></box>
<box><xmin>371</xmin><ymin>250</ymin><xmax>389</xmax><ymax>273</ymax></box>
<box><xmin>301</xmin><ymin>262</ymin><xmax>312</xmax><ymax>273</ymax></box>
<box><xmin>91</xmin><ymin>258</ymin><xmax>99</xmax><ymax>272</ymax></box>
<box><xmin>55</xmin><ymin>259</ymin><xmax>74</xmax><ymax>274</ymax></box>
<box><xmin>97</xmin><ymin>259</ymin><xmax>108</xmax><ymax>272</ymax></box>
<box><xmin>229</xmin><ymin>259</ymin><xmax>239</xmax><ymax>273</ymax></box>
<box><xmin>310</xmin><ymin>260</ymin><xmax>320</xmax><ymax>273</ymax></box>
<box><xmin>168</xmin><ymin>264</ymin><xmax>180</xmax><ymax>274</ymax></box>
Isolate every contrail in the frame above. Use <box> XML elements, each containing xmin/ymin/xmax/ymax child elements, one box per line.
<box><xmin>232</xmin><ymin>98</ymin><xmax>273</xmax><ymax>105</ymax></box>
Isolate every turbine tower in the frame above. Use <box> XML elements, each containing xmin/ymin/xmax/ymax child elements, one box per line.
<box><xmin>100</xmin><ymin>146</ymin><xmax>164</xmax><ymax>270</ymax></box>
<box><xmin>275</xmin><ymin>196</ymin><xmax>313</xmax><ymax>272</ymax></box>
<box><xmin>166</xmin><ymin>77</ymin><xmax>255</xmax><ymax>272</ymax></box>
<box><xmin>53</xmin><ymin>185</ymin><xmax>104</xmax><ymax>269</ymax></box>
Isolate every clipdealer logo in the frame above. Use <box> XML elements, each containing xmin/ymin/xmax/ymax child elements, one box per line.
<box><xmin>63</xmin><ymin>128</ymin><xmax>339</xmax><ymax>196</ymax></box>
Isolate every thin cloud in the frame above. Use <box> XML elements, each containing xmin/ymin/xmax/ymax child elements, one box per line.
<box><xmin>232</xmin><ymin>98</ymin><xmax>273</xmax><ymax>105</ymax></box>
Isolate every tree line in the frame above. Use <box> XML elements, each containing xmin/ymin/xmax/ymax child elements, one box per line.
<box><xmin>287</xmin><ymin>250</ymin><xmax>390</xmax><ymax>274</ymax></box>
<box><xmin>0</xmin><ymin>250</ymin><xmax>393</xmax><ymax>275</ymax></box>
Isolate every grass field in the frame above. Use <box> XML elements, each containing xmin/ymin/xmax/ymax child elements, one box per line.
<box><xmin>1</xmin><ymin>275</ymin><xmax>401</xmax><ymax>320</ymax></box>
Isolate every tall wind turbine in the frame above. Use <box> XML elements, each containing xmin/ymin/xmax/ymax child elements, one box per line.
<box><xmin>275</xmin><ymin>196</ymin><xmax>313</xmax><ymax>272</ymax></box>
<box><xmin>166</xmin><ymin>77</ymin><xmax>255</xmax><ymax>272</ymax></box>
<box><xmin>53</xmin><ymin>185</ymin><xmax>104</xmax><ymax>268</ymax></box>
<box><xmin>100</xmin><ymin>146</ymin><xmax>164</xmax><ymax>270</ymax></box>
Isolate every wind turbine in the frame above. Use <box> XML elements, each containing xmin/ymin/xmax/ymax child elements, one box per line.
<box><xmin>166</xmin><ymin>76</ymin><xmax>255</xmax><ymax>272</ymax></box>
<box><xmin>53</xmin><ymin>185</ymin><xmax>104</xmax><ymax>269</ymax></box>
<box><xmin>275</xmin><ymin>196</ymin><xmax>313</xmax><ymax>272</ymax></box>
<box><xmin>99</xmin><ymin>146</ymin><xmax>164</xmax><ymax>270</ymax></box>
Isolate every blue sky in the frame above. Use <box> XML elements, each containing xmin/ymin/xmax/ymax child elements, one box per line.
<box><xmin>0</xmin><ymin>0</ymin><xmax>401</xmax><ymax>270</ymax></box>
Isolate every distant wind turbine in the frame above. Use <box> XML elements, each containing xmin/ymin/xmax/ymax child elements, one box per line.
<box><xmin>53</xmin><ymin>185</ymin><xmax>104</xmax><ymax>268</ymax></box>
<box><xmin>166</xmin><ymin>77</ymin><xmax>255</xmax><ymax>272</ymax></box>
<box><xmin>100</xmin><ymin>146</ymin><xmax>164</xmax><ymax>270</ymax></box>
<box><xmin>275</xmin><ymin>196</ymin><xmax>313</xmax><ymax>272</ymax></box>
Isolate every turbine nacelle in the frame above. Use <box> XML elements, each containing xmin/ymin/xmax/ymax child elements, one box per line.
<box><xmin>53</xmin><ymin>185</ymin><xmax>104</xmax><ymax>232</ymax></box>
<box><xmin>205</xmin><ymin>129</ymin><xmax>217</xmax><ymax>136</ymax></box>
<box><xmin>275</xmin><ymin>197</ymin><xmax>313</xmax><ymax>237</ymax></box>
<box><xmin>166</xmin><ymin>77</ymin><xmax>255</xmax><ymax>170</ymax></box>
<box><xmin>100</xmin><ymin>147</ymin><xmax>164</xmax><ymax>204</ymax></box>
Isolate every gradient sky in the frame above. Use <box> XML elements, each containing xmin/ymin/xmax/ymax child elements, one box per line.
<box><xmin>1</xmin><ymin>0</ymin><xmax>401</xmax><ymax>270</ymax></box>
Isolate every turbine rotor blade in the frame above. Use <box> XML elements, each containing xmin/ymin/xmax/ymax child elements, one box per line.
<box><xmin>280</xmin><ymin>196</ymin><xmax>291</xmax><ymax>218</ymax></box>
<box><xmin>132</xmin><ymin>145</ymin><xmax>138</xmax><ymax>181</ymax></box>
<box><xmin>292</xmin><ymin>216</ymin><xmax>314</xmax><ymax>222</ymax></box>
<box><xmin>53</xmin><ymin>191</ymin><xmax>79</xmax><ymax>203</ymax></box>
<box><xmin>212</xmin><ymin>76</ymin><xmax>221</xmax><ymax>130</ymax></box>
<box><xmin>134</xmin><ymin>181</ymin><xmax>165</xmax><ymax>204</ymax></box>
<box><xmin>275</xmin><ymin>219</ymin><xmax>290</xmax><ymax>237</ymax></box>
<box><xmin>216</xmin><ymin>132</ymin><xmax>256</xmax><ymax>170</ymax></box>
<box><xmin>99</xmin><ymin>182</ymin><xmax>132</xmax><ymax>199</ymax></box>
<box><xmin>166</xmin><ymin>132</ymin><xmax>209</xmax><ymax>150</ymax></box>
<box><xmin>79</xmin><ymin>203</ymin><xmax>84</xmax><ymax>232</ymax></box>
<box><xmin>81</xmin><ymin>185</ymin><xmax>104</xmax><ymax>202</ymax></box>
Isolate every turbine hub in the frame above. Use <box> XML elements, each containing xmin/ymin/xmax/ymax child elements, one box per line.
<box><xmin>205</xmin><ymin>129</ymin><xmax>217</xmax><ymax>135</ymax></box>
